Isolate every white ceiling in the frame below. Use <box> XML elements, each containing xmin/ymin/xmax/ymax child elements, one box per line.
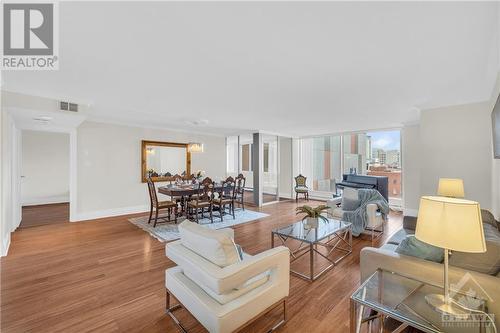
<box><xmin>2</xmin><ymin>1</ymin><xmax>499</xmax><ymax>137</ymax></box>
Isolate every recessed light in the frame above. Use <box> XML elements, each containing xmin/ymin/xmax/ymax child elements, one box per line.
<box><xmin>33</xmin><ymin>116</ymin><xmax>52</xmax><ymax>122</ymax></box>
<box><xmin>187</xmin><ymin>119</ymin><xmax>209</xmax><ymax>126</ymax></box>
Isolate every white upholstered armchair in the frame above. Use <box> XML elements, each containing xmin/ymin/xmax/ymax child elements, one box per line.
<box><xmin>327</xmin><ymin>187</ymin><xmax>385</xmax><ymax>244</ymax></box>
<box><xmin>165</xmin><ymin>221</ymin><xmax>290</xmax><ymax>333</ymax></box>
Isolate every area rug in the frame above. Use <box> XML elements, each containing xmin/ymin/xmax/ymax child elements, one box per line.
<box><xmin>128</xmin><ymin>209</ymin><xmax>269</xmax><ymax>242</ymax></box>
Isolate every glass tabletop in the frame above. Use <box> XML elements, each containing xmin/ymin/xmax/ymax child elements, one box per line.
<box><xmin>272</xmin><ymin>218</ymin><xmax>351</xmax><ymax>244</ymax></box>
<box><xmin>351</xmin><ymin>269</ymin><xmax>493</xmax><ymax>333</ymax></box>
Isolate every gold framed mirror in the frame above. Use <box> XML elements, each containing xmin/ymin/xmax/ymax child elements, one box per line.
<box><xmin>141</xmin><ymin>140</ymin><xmax>191</xmax><ymax>182</ymax></box>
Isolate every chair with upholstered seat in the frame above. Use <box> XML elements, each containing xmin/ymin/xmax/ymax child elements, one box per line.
<box><xmin>212</xmin><ymin>176</ymin><xmax>236</xmax><ymax>221</ymax></box>
<box><xmin>234</xmin><ymin>174</ymin><xmax>246</xmax><ymax>210</ymax></box>
<box><xmin>327</xmin><ymin>187</ymin><xmax>386</xmax><ymax>245</ymax></box>
<box><xmin>294</xmin><ymin>174</ymin><xmax>309</xmax><ymax>202</ymax></box>
<box><xmin>187</xmin><ymin>177</ymin><xmax>215</xmax><ymax>223</ymax></box>
<box><xmin>146</xmin><ymin>177</ymin><xmax>178</xmax><ymax>227</ymax></box>
<box><xmin>165</xmin><ymin>221</ymin><xmax>290</xmax><ymax>333</ymax></box>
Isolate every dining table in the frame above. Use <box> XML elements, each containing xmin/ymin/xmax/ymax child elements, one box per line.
<box><xmin>158</xmin><ymin>182</ymin><xmax>228</xmax><ymax>216</ymax></box>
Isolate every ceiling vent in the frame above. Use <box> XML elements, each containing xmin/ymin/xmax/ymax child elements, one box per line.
<box><xmin>59</xmin><ymin>101</ymin><xmax>78</xmax><ymax>112</ymax></box>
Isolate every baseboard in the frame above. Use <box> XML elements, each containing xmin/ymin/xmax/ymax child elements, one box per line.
<box><xmin>22</xmin><ymin>195</ymin><xmax>70</xmax><ymax>206</ymax></box>
<box><xmin>74</xmin><ymin>205</ymin><xmax>150</xmax><ymax>222</ymax></box>
<box><xmin>1</xmin><ymin>233</ymin><xmax>11</xmax><ymax>257</ymax></box>
<box><xmin>403</xmin><ymin>208</ymin><xmax>418</xmax><ymax>217</ymax></box>
<box><xmin>279</xmin><ymin>192</ymin><xmax>293</xmax><ymax>199</ymax></box>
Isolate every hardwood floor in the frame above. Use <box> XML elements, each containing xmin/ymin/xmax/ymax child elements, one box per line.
<box><xmin>20</xmin><ymin>203</ymin><xmax>69</xmax><ymax>228</ymax></box>
<box><xmin>1</xmin><ymin>200</ymin><xmax>402</xmax><ymax>333</ymax></box>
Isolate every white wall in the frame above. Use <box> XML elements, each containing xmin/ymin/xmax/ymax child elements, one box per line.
<box><xmin>1</xmin><ymin>110</ymin><xmax>22</xmax><ymax>256</ymax></box>
<box><xmin>490</xmin><ymin>73</ymin><xmax>500</xmax><ymax>219</ymax></box>
<box><xmin>76</xmin><ymin>121</ymin><xmax>226</xmax><ymax>220</ymax></box>
<box><xmin>401</xmin><ymin>124</ymin><xmax>421</xmax><ymax>216</ymax></box>
<box><xmin>21</xmin><ymin>131</ymin><xmax>70</xmax><ymax>205</ymax></box>
<box><xmin>493</xmin><ymin>158</ymin><xmax>500</xmax><ymax>219</ymax></box>
<box><xmin>403</xmin><ymin>100</ymin><xmax>495</xmax><ymax>215</ymax></box>
<box><xmin>420</xmin><ymin>102</ymin><xmax>493</xmax><ymax>207</ymax></box>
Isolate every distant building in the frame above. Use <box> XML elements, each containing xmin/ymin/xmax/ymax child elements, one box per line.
<box><xmin>367</xmin><ymin>165</ymin><xmax>401</xmax><ymax>198</ymax></box>
<box><xmin>385</xmin><ymin>150</ymin><xmax>400</xmax><ymax>168</ymax></box>
<box><xmin>366</xmin><ymin>136</ymin><xmax>372</xmax><ymax>161</ymax></box>
<box><xmin>372</xmin><ymin>148</ymin><xmax>386</xmax><ymax>165</ymax></box>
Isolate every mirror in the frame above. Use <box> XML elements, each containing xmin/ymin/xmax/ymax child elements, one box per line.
<box><xmin>141</xmin><ymin>140</ymin><xmax>191</xmax><ymax>182</ymax></box>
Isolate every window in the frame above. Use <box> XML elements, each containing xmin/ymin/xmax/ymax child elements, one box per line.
<box><xmin>300</xmin><ymin>136</ymin><xmax>341</xmax><ymax>196</ymax></box>
<box><xmin>263</xmin><ymin>143</ymin><xmax>269</xmax><ymax>172</ymax></box>
<box><xmin>241</xmin><ymin>144</ymin><xmax>252</xmax><ymax>171</ymax></box>
<box><xmin>299</xmin><ymin>130</ymin><xmax>402</xmax><ymax>206</ymax></box>
<box><xmin>365</xmin><ymin>130</ymin><xmax>402</xmax><ymax>204</ymax></box>
<box><xmin>343</xmin><ymin>133</ymin><xmax>367</xmax><ymax>175</ymax></box>
<box><xmin>226</xmin><ymin>136</ymin><xmax>238</xmax><ymax>177</ymax></box>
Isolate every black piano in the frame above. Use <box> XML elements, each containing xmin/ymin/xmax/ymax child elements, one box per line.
<box><xmin>336</xmin><ymin>174</ymin><xmax>389</xmax><ymax>201</ymax></box>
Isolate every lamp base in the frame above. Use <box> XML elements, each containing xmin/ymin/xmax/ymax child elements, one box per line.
<box><xmin>425</xmin><ymin>294</ymin><xmax>468</xmax><ymax>316</ymax></box>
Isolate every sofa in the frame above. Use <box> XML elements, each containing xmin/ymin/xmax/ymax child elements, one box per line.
<box><xmin>360</xmin><ymin>212</ymin><xmax>500</xmax><ymax>328</ymax></box>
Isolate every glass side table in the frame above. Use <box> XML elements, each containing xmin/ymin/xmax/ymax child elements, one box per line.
<box><xmin>350</xmin><ymin>268</ymin><xmax>496</xmax><ymax>333</ymax></box>
<box><xmin>271</xmin><ymin>218</ymin><xmax>352</xmax><ymax>281</ymax></box>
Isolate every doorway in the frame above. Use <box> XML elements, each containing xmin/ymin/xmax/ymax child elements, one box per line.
<box><xmin>19</xmin><ymin>130</ymin><xmax>70</xmax><ymax>228</ymax></box>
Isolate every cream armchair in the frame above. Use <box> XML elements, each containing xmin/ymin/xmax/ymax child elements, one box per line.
<box><xmin>327</xmin><ymin>187</ymin><xmax>385</xmax><ymax>243</ymax></box>
<box><xmin>165</xmin><ymin>221</ymin><xmax>290</xmax><ymax>333</ymax></box>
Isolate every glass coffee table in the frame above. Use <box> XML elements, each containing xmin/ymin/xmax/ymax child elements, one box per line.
<box><xmin>350</xmin><ymin>268</ymin><xmax>495</xmax><ymax>333</ymax></box>
<box><xmin>271</xmin><ymin>218</ymin><xmax>352</xmax><ymax>282</ymax></box>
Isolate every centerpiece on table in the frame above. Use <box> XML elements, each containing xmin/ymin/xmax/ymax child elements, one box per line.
<box><xmin>195</xmin><ymin>170</ymin><xmax>205</xmax><ymax>181</ymax></box>
<box><xmin>295</xmin><ymin>205</ymin><xmax>330</xmax><ymax>229</ymax></box>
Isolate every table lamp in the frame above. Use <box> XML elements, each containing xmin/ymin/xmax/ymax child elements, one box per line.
<box><xmin>437</xmin><ymin>178</ymin><xmax>465</xmax><ymax>198</ymax></box>
<box><xmin>415</xmin><ymin>196</ymin><xmax>486</xmax><ymax>314</ymax></box>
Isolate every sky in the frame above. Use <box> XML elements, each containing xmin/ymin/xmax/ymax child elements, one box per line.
<box><xmin>367</xmin><ymin>130</ymin><xmax>400</xmax><ymax>151</ymax></box>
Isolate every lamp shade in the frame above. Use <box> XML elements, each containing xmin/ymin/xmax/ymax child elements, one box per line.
<box><xmin>437</xmin><ymin>178</ymin><xmax>464</xmax><ymax>198</ymax></box>
<box><xmin>415</xmin><ymin>196</ymin><xmax>486</xmax><ymax>253</ymax></box>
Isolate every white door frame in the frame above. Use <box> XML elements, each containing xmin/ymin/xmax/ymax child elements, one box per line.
<box><xmin>17</xmin><ymin>126</ymin><xmax>78</xmax><ymax>222</ymax></box>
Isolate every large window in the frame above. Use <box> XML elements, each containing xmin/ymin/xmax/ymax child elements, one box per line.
<box><xmin>299</xmin><ymin>130</ymin><xmax>402</xmax><ymax>205</ymax></box>
<box><xmin>343</xmin><ymin>133</ymin><xmax>367</xmax><ymax>175</ymax></box>
<box><xmin>300</xmin><ymin>136</ymin><xmax>341</xmax><ymax>196</ymax></box>
<box><xmin>365</xmin><ymin>130</ymin><xmax>402</xmax><ymax>204</ymax></box>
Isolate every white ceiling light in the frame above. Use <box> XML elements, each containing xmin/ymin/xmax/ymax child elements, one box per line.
<box><xmin>33</xmin><ymin>116</ymin><xmax>53</xmax><ymax>123</ymax></box>
<box><xmin>188</xmin><ymin>142</ymin><xmax>204</xmax><ymax>153</ymax></box>
<box><xmin>187</xmin><ymin>119</ymin><xmax>209</xmax><ymax>126</ymax></box>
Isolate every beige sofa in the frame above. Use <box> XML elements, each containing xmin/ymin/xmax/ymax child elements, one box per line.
<box><xmin>360</xmin><ymin>215</ymin><xmax>500</xmax><ymax>328</ymax></box>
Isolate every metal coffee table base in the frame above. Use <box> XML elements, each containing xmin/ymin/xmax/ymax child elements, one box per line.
<box><xmin>272</xmin><ymin>227</ymin><xmax>352</xmax><ymax>282</ymax></box>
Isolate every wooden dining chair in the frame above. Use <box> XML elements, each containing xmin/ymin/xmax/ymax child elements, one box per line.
<box><xmin>213</xmin><ymin>176</ymin><xmax>236</xmax><ymax>221</ymax></box>
<box><xmin>147</xmin><ymin>177</ymin><xmax>178</xmax><ymax>227</ymax></box>
<box><xmin>235</xmin><ymin>174</ymin><xmax>246</xmax><ymax>210</ymax></box>
<box><xmin>183</xmin><ymin>174</ymin><xmax>196</xmax><ymax>183</ymax></box>
<box><xmin>187</xmin><ymin>177</ymin><xmax>215</xmax><ymax>223</ymax></box>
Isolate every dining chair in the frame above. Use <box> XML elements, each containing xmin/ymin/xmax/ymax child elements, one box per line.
<box><xmin>187</xmin><ymin>177</ymin><xmax>215</xmax><ymax>223</ymax></box>
<box><xmin>294</xmin><ymin>174</ymin><xmax>309</xmax><ymax>202</ymax></box>
<box><xmin>235</xmin><ymin>174</ymin><xmax>246</xmax><ymax>210</ymax></box>
<box><xmin>212</xmin><ymin>176</ymin><xmax>236</xmax><ymax>221</ymax></box>
<box><xmin>147</xmin><ymin>177</ymin><xmax>178</xmax><ymax>227</ymax></box>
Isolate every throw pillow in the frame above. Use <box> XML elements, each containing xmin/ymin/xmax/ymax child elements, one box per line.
<box><xmin>395</xmin><ymin>235</ymin><xmax>444</xmax><ymax>263</ymax></box>
<box><xmin>178</xmin><ymin>221</ymin><xmax>240</xmax><ymax>267</ymax></box>
<box><xmin>449</xmin><ymin>223</ymin><xmax>500</xmax><ymax>275</ymax></box>
<box><xmin>342</xmin><ymin>197</ymin><xmax>360</xmax><ymax>211</ymax></box>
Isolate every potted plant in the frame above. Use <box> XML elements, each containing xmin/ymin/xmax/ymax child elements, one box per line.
<box><xmin>295</xmin><ymin>205</ymin><xmax>330</xmax><ymax>228</ymax></box>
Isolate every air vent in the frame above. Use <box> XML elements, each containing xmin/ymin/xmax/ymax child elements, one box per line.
<box><xmin>59</xmin><ymin>101</ymin><xmax>78</xmax><ymax>112</ymax></box>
